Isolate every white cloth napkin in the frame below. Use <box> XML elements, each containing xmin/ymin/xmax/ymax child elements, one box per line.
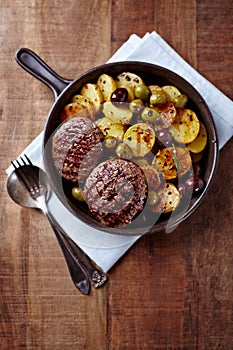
<box><xmin>7</xmin><ymin>31</ymin><xmax>233</xmax><ymax>272</ymax></box>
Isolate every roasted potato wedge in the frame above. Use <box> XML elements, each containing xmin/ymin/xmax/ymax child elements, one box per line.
<box><xmin>152</xmin><ymin>146</ymin><xmax>192</xmax><ymax>180</ymax></box>
<box><xmin>149</xmin><ymin>85</ymin><xmax>164</xmax><ymax>95</ymax></box>
<box><xmin>96</xmin><ymin>117</ymin><xmax>125</xmax><ymax>140</ymax></box>
<box><xmin>123</xmin><ymin>122</ymin><xmax>155</xmax><ymax>157</ymax></box>
<box><xmin>71</xmin><ymin>94</ymin><xmax>95</xmax><ymax>118</ymax></box>
<box><xmin>162</xmin><ymin>85</ymin><xmax>188</xmax><ymax>108</ymax></box>
<box><xmin>80</xmin><ymin>83</ymin><xmax>104</xmax><ymax>113</ymax></box>
<box><xmin>162</xmin><ymin>85</ymin><xmax>181</xmax><ymax>101</ymax></box>
<box><xmin>140</xmin><ymin>165</ymin><xmax>165</xmax><ymax>191</ymax></box>
<box><xmin>102</xmin><ymin>101</ymin><xmax>133</xmax><ymax>124</ymax></box>
<box><xmin>154</xmin><ymin>101</ymin><xmax>177</xmax><ymax>129</ymax></box>
<box><xmin>169</xmin><ymin>109</ymin><xmax>200</xmax><ymax>144</ymax></box>
<box><xmin>116</xmin><ymin>72</ymin><xmax>144</xmax><ymax>91</ymax></box>
<box><xmin>97</xmin><ymin>74</ymin><xmax>117</xmax><ymax>101</ymax></box>
<box><xmin>187</xmin><ymin>122</ymin><xmax>207</xmax><ymax>153</ymax></box>
<box><xmin>150</xmin><ymin>183</ymin><xmax>180</xmax><ymax>213</ymax></box>
<box><xmin>60</xmin><ymin>101</ymin><xmax>93</xmax><ymax>122</ymax></box>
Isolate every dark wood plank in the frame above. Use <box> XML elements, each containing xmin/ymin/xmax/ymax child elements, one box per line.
<box><xmin>197</xmin><ymin>0</ymin><xmax>233</xmax><ymax>99</ymax></box>
<box><xmin>110</xmin><ymin>0</ymin><xmax>156</xmax><ymax>52</ymax></box>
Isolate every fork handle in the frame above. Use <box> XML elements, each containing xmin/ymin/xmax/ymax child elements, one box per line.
<box><xmin>65</xmin><ymin>234</ymin><xmax>108</xmax><ymax>288</ymax></box>
<box><xmin>46</xmin><ymin>213</ymin><xmax>107</xmax><ymax>289</ymax></box>
<box><xmin>46</xmin><ymin>214</ymin><xmax>90</xmax><ymax>295</ymax></box>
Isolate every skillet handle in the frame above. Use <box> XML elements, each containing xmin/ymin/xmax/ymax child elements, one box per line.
<box><xmin>15</xmin><ymin>48</ymin><xmax>73</xmax><ymax>99</ymax></box>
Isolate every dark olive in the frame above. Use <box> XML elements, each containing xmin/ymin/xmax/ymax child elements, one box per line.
<box><xmin>179</xmin><ymin>176</ymin><xmax>205</xmax><ymax>197</ymax></box>
<box><xmin>110</xmin><ymin>88</ymin><xmax>128</xmax><ymax>103</ymax></box>
<box><xmin>193</xmin><ymin>177</ymin><xmax>205</xmax><ymax>194</ymax></box>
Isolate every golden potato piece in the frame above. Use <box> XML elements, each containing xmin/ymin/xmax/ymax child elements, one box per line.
<box><xmin>169</xmin><ymin>109</ymin><xmax>200</xmax><ymax>144</ymax></box>
<box><xmin>102</xmin><ymin>101</ymin><xmax>133</xmax><ymax>124</ymax></box>
<box><xmin>60</xmin><ymin>101</ymin><xmax>93</xmax><ymax>122</ymax></box>
<box><xmin>72</xmin><ymin>94</ymin><xmax>93</xmax><ymax>105</ymax></box>
<box><xmin>150</xmin><ymin>183</ymin><xmax>180</xmax><ymax>213</ymax></box>
<box><xmin>96</xmin><ymin>117</ymin><xmax>125</xmax><ymax>140</ymax></box>
<box><xmin>149</xmin><ymin>85</ymin><xmax>164</xmax><ymax>95</ymax></box>
<box><xmin>71</xmin><ymin>94</ymin><xmax>95</xmax><ymax>118</ymax></box>
<box><xmin>140</xmin><ymin>165</ymin><xmax>165</xmax><ymax>191</ymax></box>
<box><xmin>162</xmin><ymin>85</ymin><xmax>188</xmax><ymax>108</ymax></box>
<box><xmin>152</xmin><ymin>146</ymin><xmax>192</xmax><ymax>180</ymax></box>
<box><xmin>162</xmin><ymin>85</ymin><xmax>181</xmax><ymax>101</ymax></box>
<box><xmin>97</xmin><ymin>74</ymin><xmax>117</xmax><ymax>101</ymax></box>
<box><xmin>123</xmin><ymin>123</ymin><xmax>155</xmax><ymax>157</ymax></box>
<box><xmin>80</xmin><ymin>83</ymin><xmax>104</xmax><ymax>113</ymax></box>
<box><xmin>187</xmin><ymin>122</ymin><xmax>207</xmax><ymax>153</ymax></box>
<box><xmin>155</xmin><ymin>101</ymin><xmax>177</xmax><ymax>129</ymax></box>
<box><xmin>116</xmin><ymin>72</ymin><xmax>144</xmax><ymax>90</ymax></box>
<box><xmin>152</xmin><ymin>147</ymin><xmax>177</xmax><ymax>180</ymax></box>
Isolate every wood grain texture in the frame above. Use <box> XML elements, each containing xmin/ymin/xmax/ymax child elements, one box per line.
<box><xmin>1</xmin><ymin>0</ymin><xmax>232</xmax><ymax>349</ymax></box>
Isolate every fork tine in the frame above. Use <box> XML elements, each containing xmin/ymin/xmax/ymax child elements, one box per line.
<box><xmin>24</xmin><ymin>154</ymin><xmax>33</xmax><ymax>165</ymax></box>
<box><xmin>23</xmin><ymin>155</ymin><xmax>41</xmax><ymax>186</ymax></box>
<box><xmin>10</xmin><ymin>159</ymin><xmax>32</xmax><ymax>193</ymax></box>
<box><xmin>10</xmin><ymin>155</ymin><xmax>40</xmax><ymax>199</ymax></box>
<box><xmin>25</xmin><ymin>155</ymin><xmax>43</xmax><ymax>191</ymax></box>
<box><xmin>11</xmin><ymin>159</ymin><xmax>22</xmax><ymax>169</ymax></box>
<box><xmin>11</xmin><ymin>155</ymin><xmax>33</xmax><ymax>168</ymax></box>
<box><xmin>20</xmin><ymin>156</ymin><xmax>27</xmax><ymax>165</ymax></box>
<box><xmin>11</xmin><ymin>157</ymin><xmax>26</xmax><ymax>169</ymax></box>
<box><xmin>11</xmin><ymin>160</ymin><xmax>17</xmax><ymax>169</ymax></box>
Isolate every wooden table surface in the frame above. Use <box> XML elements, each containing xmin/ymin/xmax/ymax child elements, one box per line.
<box><xmin>1</xmin><ymin>1</ymin><xmax>232</xmax><ymax>349</ymax></box>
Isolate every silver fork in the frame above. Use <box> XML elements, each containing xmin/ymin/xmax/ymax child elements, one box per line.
<box><xmin>8</xmin><ymin>155</ymin><xmax>107</xmax><ymax>294</ymax></box>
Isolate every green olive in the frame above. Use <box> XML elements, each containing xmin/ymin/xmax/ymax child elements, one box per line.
<box><xmin>134</xmin><ymin>85</ymin><xmax>151</xmax><ymax>101</ymax></box>
<box><xmin>141</xmin><ymin>107</ymin><xmax>160</xmax><ymax>122</ymax></box>
<box><xmin>72</xmin><ymin>187</ymin><xmax>85</xmax><ymax>201</ymax></box>
<box><xmin>150</xmin><ymin>91</ymin><xmax>167</xmax><ymax>105</ymax></box>
<box><xmin>174</xmin><ymin>94</ymin><xmax>188</xmax><ymax>109</ymax></box>
<box><xmin>104</xmin><ymin>136</ymin><xmax>118</xmax><ymax>149</ymax></box>
<box><xmin>129</xmin><ymin>99</ymin><xmax>144</xmax><ymax>114</ymax></box>
<box><xmin>115</xmin><ymin>142</ymin><xmax>133</xmax><ymax>159</ymax></box>
<box><xmin>148</xmin><ymin>191</ymin><xmax>160</xmax><ymax>206</ymax></box>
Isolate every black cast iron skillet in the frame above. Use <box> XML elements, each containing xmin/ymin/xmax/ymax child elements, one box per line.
<box><xmin>15</xmin><ymin>48</ymin><xmax>218</xmax><ymax>236</ymax></box>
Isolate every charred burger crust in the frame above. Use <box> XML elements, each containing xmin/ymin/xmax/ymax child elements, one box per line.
<box><xmin>52</xmin><ymin>116</ymin><xmax>103</xmax><ymax>182</ymax></box>
<box><xmin>84</xmin><ymin>158</ymin><xmax>147</xmax><ymax>227</ymax></box>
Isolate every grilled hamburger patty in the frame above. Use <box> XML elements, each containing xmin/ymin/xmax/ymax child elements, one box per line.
<box><xmin>52</xmin><ymin>116</ymin><xmax>103</xmax><ymax>182</ymax></box>
<box><xmin>84</xmin><ymin>158</ymin><xmax>147</xmax><ymax>227</ymax></box>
